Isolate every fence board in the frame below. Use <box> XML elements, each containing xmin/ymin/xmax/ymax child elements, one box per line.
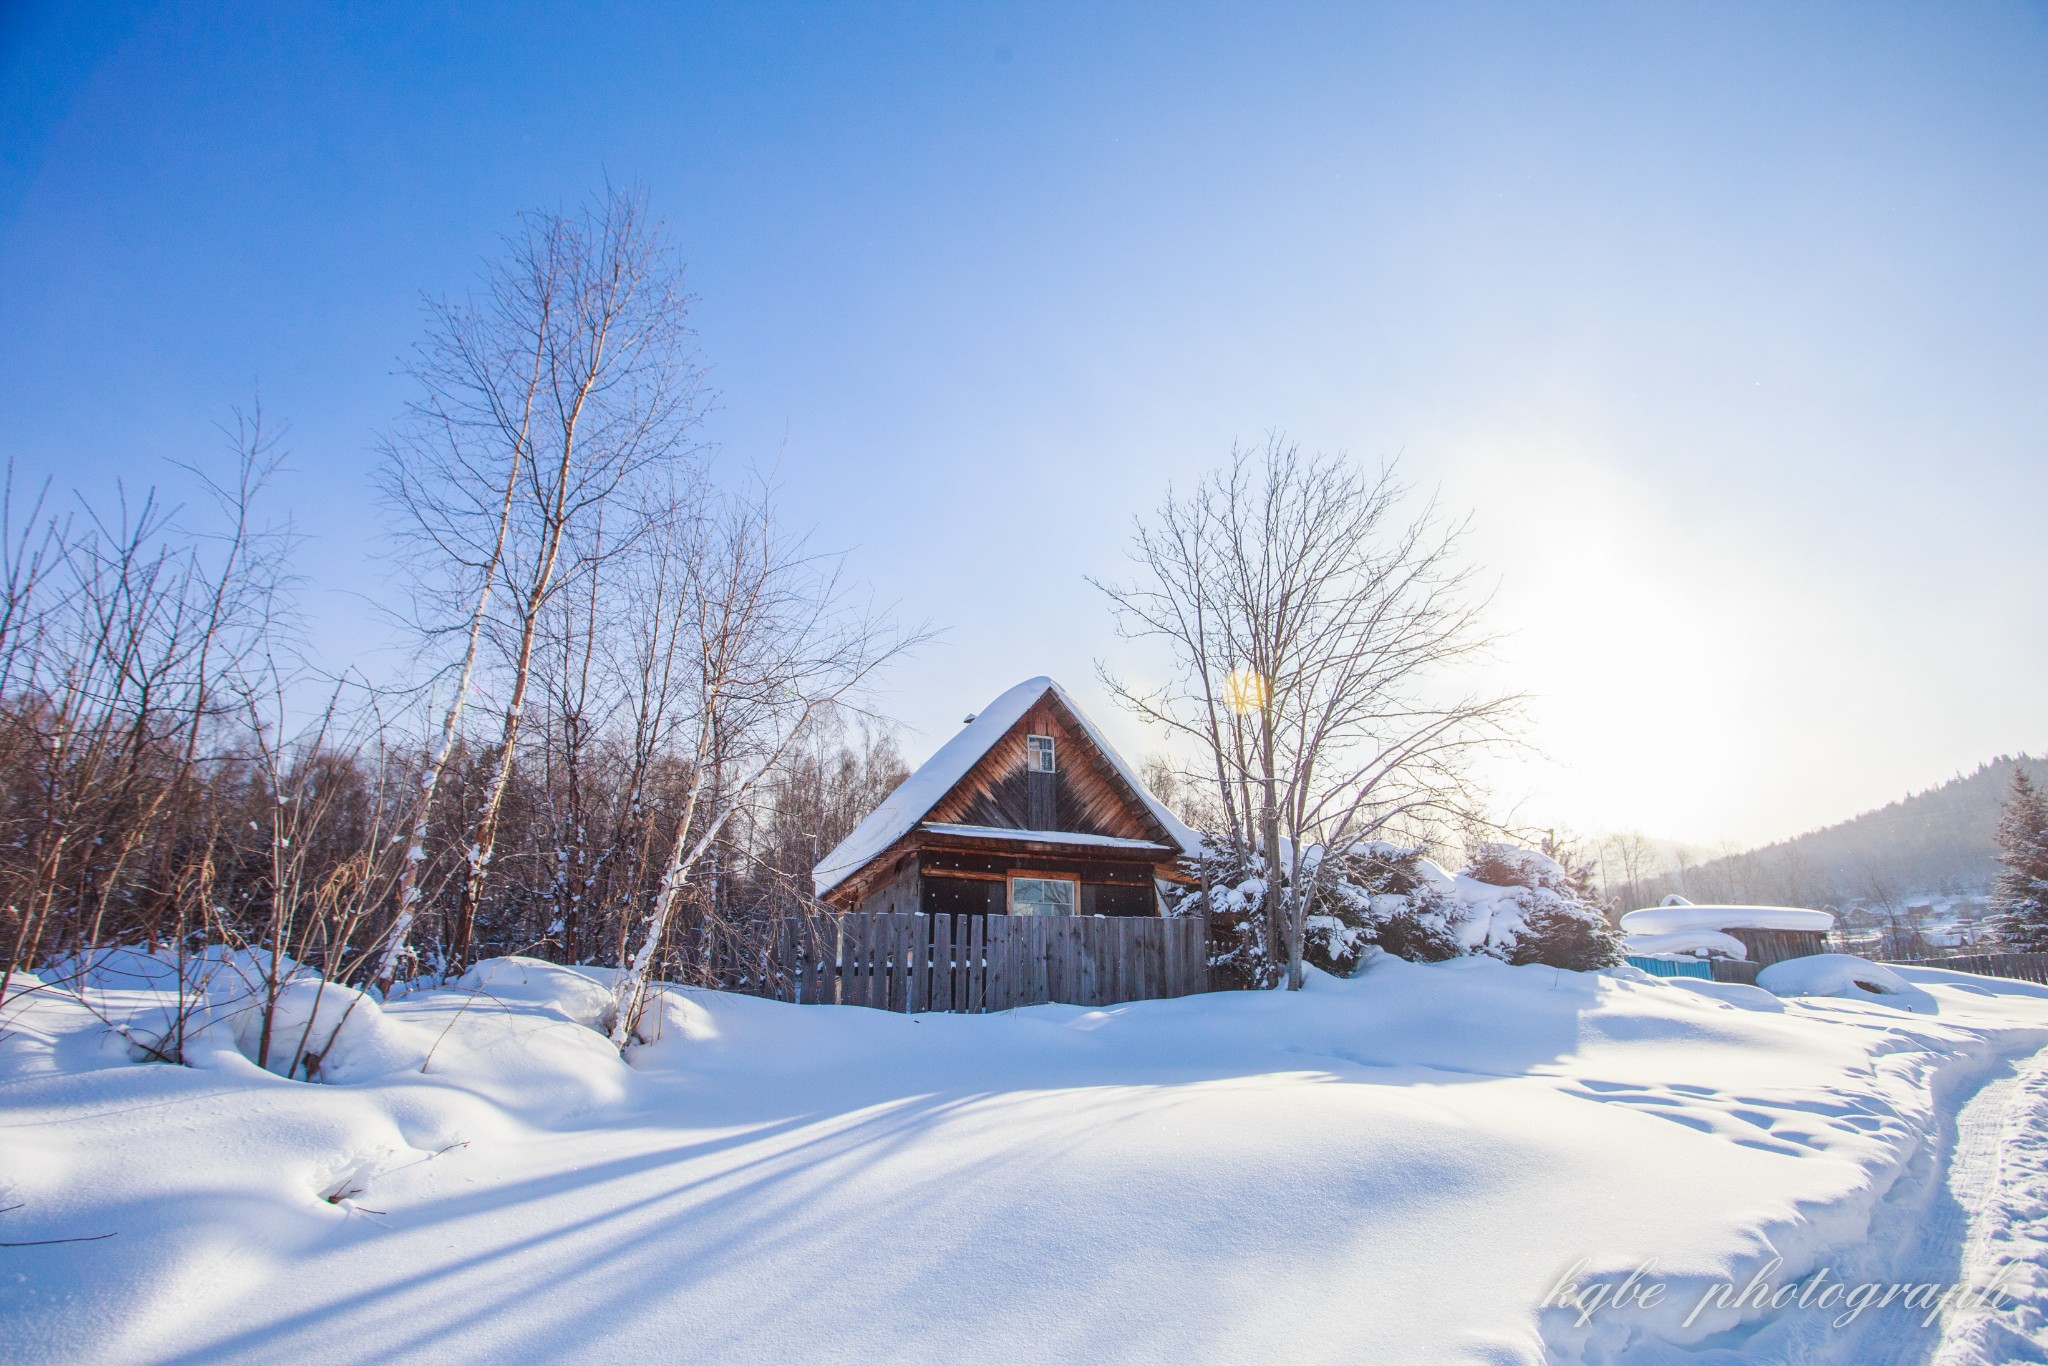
<box><xmin>892</xmin><ymin>913</ymin><xmax>909</xmax><ymax>1013</ymax></box>
<box><xmin>1159</xmin><ymin>917</ymin><xmax>1177</xmax><ymax>998</ymax></box>
<box><xmin>984</xmin><ymin>916</ymin><xmax>1008</xmax><ymax>1012</ymax></box>
<box><xmin>966</xmin><ymin>913</ymin><xmax>983</xmax><ymax>1011</ymax></box>
<box><xmin>1034</xmin><ymin>918</ymin><xmax>1052</xmax><ymax>1006</ymax></box>
<box><xmin>850</xmin><ymin>913</ymin><xmax>876</xmax><ymax>1009</ymax></box>
<box><xmin>888</xmin><ymin>914</ymin><xmax>909</xmax><ymax>1013</ymax></box>
<box><xmin>810</xmin><ymin>918</ymin><xmax>831</xmax><ymax>1004</ymax></box>
<box><xmin>838</xmin><ymin>914</ymin><xmax>858</xmax><ymax>1008</ymax></box>
<box><xmin>980</xmin><ymin>916</ymin><xmax>1002</xmax><ymax>1012</ymax></box>
<box><xmin>1073</xmin><ymin>917</ymin><xmax>1089</xmax><ymax>1003</ymax></box>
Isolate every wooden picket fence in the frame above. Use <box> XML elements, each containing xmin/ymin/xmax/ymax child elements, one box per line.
<box><xmin>1884</xmin><ymin>952</ymin><xmax>2048</xmax><ymax>985</ymax></box>
<box><xmin>751</xmin><ymin>911</ymin><xmax>1209</xmax><ymax>1014</ymax></box>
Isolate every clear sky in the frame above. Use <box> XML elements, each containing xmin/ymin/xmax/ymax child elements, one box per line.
<box><xmin>3</xmin><ymin>1</ymin><xmax>2044</xmax><ymax>850</ymax></box>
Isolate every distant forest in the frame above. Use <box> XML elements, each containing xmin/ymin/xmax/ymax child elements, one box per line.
<box><xmin>1621</xmin><ymin>756</ymin><xmax>2039</xmax><ymax>913</ymax></box>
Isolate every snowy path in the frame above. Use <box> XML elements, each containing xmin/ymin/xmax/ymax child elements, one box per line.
<box><xmin>1836</xmin><ymin>1048</ymin><xmax>2030</xmax><ymax>1366</ymax></box>
<box><xmin>1926</xmin><ymin>1044</ymin><xmax>2048</xmax><ymax>1365</ymax></box>
<box><xmin>1696</xmin><ymin>1038</ymin><xmax>2048</xmax><ymax>1365</ymax></box>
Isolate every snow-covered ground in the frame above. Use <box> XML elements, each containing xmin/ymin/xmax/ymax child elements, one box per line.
<box><xmin>7</xmin><ymin>953</ymin><xmax>2048</xmax><ymax>1364</ymax></box>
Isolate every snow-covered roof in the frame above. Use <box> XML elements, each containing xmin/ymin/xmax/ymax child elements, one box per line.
<box><xmin>1623</xmin><ymin>929</ymin><xmax>1750</xmax><ymax>961</ymax></box>
<box><xmin>812</xmin><ymin>677</ymin><xmax>1200</xmax><ymax>897</ymax></box>
<box><xmin>1619</xmin><ymin>904</ymin><xmax>1836</xmax><ymax>936</ymax></box>
<box><xmin>921</xmin><ymin>823</ymin><xmax>1176</xmax><ymax>852</ymax></box>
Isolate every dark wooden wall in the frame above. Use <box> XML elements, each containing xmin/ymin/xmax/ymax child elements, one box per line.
<box><xmin>921</xmin><ymin>875</ymin><xmax>1158</xmax><ymax>918</ymax></box>
<box><xmin>1727</xmin><ymin>927</ymin><xmax>1828</xmax><ymax>967</ymax></box>
<box><xmin>921</xmin><ymin>875</ymin><xmax>1001</xmax><ymax>916</ymax></box>
<box><xmin>927</xmin><ymin>696</ymin><xmax>1163</xmax><ymax>841</ymax></box>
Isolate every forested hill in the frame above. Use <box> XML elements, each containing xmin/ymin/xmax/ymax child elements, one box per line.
<box><xmin>1682</xmin><ymin>755</ymin><xmax>2039</xmax><ymax>904</ymax></box>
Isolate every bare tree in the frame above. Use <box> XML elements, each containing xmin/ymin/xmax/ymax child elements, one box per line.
<box><xmin>1599</xmin><ymin>830</ymin><xmax>1662</xmax><ymax>914</ymax></box>
<box><xmin>0</xmin><ymin>420</ymin><xmax>293</xmax><ymax>1010</ymax></box>
<box><xmin>607</xmin><ymin>482</ymin><xmax>925</xmax><ymax>1046</ymax></box>
<box><xmin>1096</xmin><ymin>436</ymin><xmax>1514</xmax><ymax>989</ymax></box>
<box><xmin>381</xmin><ymin>186</ymin><xmax>706</xmax><ymax>976</ymax></box>
<box><xmin>751</xmin><ymin>711</ymin><xmax>908</xmax><ymax>918</ymax></box>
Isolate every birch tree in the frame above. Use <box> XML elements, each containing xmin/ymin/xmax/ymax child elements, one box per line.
<box><xmin>607</xmin><ymin>483</ymin><xmax>923</xmax><ymax>1047</ymax></box>
<box><xmin>1096</xmin><ymin>436</ymin><xmax>1514</xmax><ymax>989</ymax></box>
<box><xmin>381</xmin><ymin>187</ymin><xmax>705</xmax><ymax>977</ymax></box>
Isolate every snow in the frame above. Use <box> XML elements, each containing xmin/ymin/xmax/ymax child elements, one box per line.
<box><xmin>918</xmin><ymin>822</ymin><xmax>1175</xmax><ymax>851</ymax></box>
<box><xmin>12</xmin><ymin>953</ymin><xmax>2048</xmax><ymax>1362</ymax></box>
<box><xmin>1624</xmin><ymin>929</ymin><xmax>1751</xmax><ymax>960</ymax></box>
<box><xmin>1621</xmin><ymin>903</ymin><xmax>1838</xmax><ymax>935</ymax></box>
<box><xmin>1759</xmin><ymin>953</ymin><xmax>1940</xmax><ymax>1014</ymax></box>
<box><xmin>811</xmin><ymin>677</ymin><xmax>1200</xmax><ymax>897</ymax></box>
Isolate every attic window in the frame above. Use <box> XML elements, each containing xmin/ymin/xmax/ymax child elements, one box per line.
<box><xmin>1026</xmin><ymin>734</ymin><xmax>1056</xmax><ymax>773</ymax></box>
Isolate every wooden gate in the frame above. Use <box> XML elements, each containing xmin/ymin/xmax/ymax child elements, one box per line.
<box><xmin>756</xmin><ymin>912</ymin><xmax>1209</xmax><ymax>1013</ymax></box>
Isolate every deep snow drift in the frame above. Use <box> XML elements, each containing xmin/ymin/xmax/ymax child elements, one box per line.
<box><xmin>6</xmin><ymin>952</ymin><xmax>2048</xmax><ymax>1364</ymax></box>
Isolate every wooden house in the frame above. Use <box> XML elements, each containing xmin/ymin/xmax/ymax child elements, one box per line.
<box><xmin>813</xmin><ymin>677</ymin><xmax>1200</xmax><ymax>919</ymax></box>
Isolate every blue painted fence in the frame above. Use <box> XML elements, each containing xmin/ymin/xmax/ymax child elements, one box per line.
<box><xmin>1625</xmin><ymin>955</ymin><xmax>1714</xmax><ymax>980</ymax></box>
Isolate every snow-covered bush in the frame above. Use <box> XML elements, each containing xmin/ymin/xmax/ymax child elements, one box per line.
<box><xmin>1464</xmin><ymin>843</ymin><xmax>1625</xmax><ymax>971</ymax></box>
<box><xmin>1304</xmin><ymin>844</ymin><xmax>1464</xmax><ymax>973</ymax></box>
<box><xmin>1756</xmin><ymin>953</ymin><xmax>1937</xmax><ymax>1014</ymax></box>
<box><xmin>1173</xmin><ymin>838</ymin><xmax>1622</xmax><ymax>980</ymax></box>
<box><xmin>46</xmin><ymin>944</ymin><xmax>427</xmax><ymax>1080</ymax></box>
<box><xmin>1168</xmin><ymin>843</ymin><xmax>1277</xmax><ymax>989</ymax></box>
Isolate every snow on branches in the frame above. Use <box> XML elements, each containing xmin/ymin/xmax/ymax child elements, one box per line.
<box><xmin>1172</xmin><ymin>839</ymin><xmax>1621</xmax><ymax>982</ymax></box>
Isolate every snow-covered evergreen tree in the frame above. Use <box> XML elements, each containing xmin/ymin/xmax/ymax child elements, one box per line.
<box><xmin>1303</xmin><ymin>844</ymin><xmax>1462</xmax><ymax>973</ymax></box>
<box><xmin>1170</xmin><ymin>841</ymin><xmax>1276</xmax><ymax>989</ymax></box>
<box><xmin>1465</xmin><ymin>843</ymin><xmax>1625</xmax><ymax>971</ymax></box>
<box><xmin>1992</xmin><ymin>767</ymin><xmax>2048</xmax><ymax>950</ymax></box>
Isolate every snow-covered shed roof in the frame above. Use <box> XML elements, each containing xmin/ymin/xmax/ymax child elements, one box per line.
<box><xmin>1619</xmin><ymin>904</ymin><xmax>1836</xmax><ymax>936</ymax></box>
<box><xmin>812</xmin><ymin>676</ymin><xmax>1199</xmax><ymax>897</ymax></box>
<box><xmin>1623</xmin><ymin>929</ymin><xmax>1751</xmax><ymax>961</ymax></box>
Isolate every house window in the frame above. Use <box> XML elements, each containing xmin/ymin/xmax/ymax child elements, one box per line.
<box><xmin>1026</xmin><ymin>734</ymin><xmax>1056</xmax><ymax>773</ymax></box>
<box><xmin>1009</xmin><ymin>875</ymin><xmax>1076</xmax><ymax>916</ymax></box>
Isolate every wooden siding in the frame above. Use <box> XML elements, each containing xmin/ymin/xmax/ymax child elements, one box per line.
<box><xmin>852</xmin><ymin>853</ymin><xmax>920</xmax><ymax>916</ymax></box>
<box><xmin>917</xmin><ymin>846</ymin><xmax>1158</xmax><ymax>884</ymax></box>
<box><xmin>1726</xmin><ymin>927</ymin><xmax>1828</xmax><ymax>967</ymax></box>
<box><xmin>1027</xmin><ymin>767</ymin><xmax>1056</xmax><ymax>828</ymax></box>
<box><xmin>920</xmin><ymin>874</ymin><xmax>1001</xmax><ymax>916</ymax></box>
<box><xmin>927</xmin><ymin>695</ymin><xmax>1168</xmax><ymax>844</ymax></box>
<box><xmin>1081</xmin><ymin>883</ymin><xmax>1156</xmax><ymax>916</ymax></box>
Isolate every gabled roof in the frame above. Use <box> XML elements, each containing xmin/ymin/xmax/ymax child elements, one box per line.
<box><xmin>812</xmin><ymin>676</ymin><xmax>1200</xmax><ymax>897</ymax></box>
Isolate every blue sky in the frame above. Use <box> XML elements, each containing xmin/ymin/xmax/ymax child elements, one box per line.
<box><xmin>3</xmin><ymin>1</ymin><xmax>2044</xmax><ymax>848</ymax></box>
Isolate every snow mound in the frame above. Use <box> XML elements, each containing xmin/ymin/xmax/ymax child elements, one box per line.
<box><xmin>39</xmin><ymin>945</ymin><xmax>433</xmax><ymax>1080</ymax></box>
<box><xmin>1624</xmin><ymin>929</ymin><xmax>1749</xmax><ymax>960</ymax></box>
<box><xmin>1620</xmin><ymin>903</ymin><xmax>1835</xmax><ymax>935</ymax></box>
<box><xmin>454</xmin><ymin>956</ymin><xmax>616</xmax><ymax>1031</ymax></box>
<box><xmin>1757</xmin><ymin>953</ymin><xmax>1938</xmax><ymax>1014</ymax></box>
